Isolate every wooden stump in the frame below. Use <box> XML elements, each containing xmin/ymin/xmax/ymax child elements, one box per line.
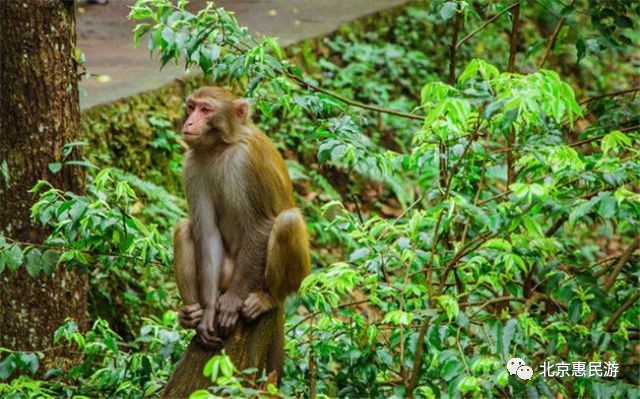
<box><xmin>161</xmin><ymin>310</ymin><xmax>277</xmax><ymax>398</ymax></box>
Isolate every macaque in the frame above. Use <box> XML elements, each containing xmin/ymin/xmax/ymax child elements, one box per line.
<box><xmin>173</xmin><ymin>86</ymin><xmax>311</xmax><ymax>374</ymax></box>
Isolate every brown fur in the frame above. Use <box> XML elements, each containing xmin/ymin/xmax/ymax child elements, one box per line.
<box><xmin>173</xmin><ymin>86</ymin><xmax>311</xmax><ymax>378</ymax></box>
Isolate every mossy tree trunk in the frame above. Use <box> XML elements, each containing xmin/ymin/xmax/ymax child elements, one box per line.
<box><xmin>0</xmin><ymin>0</ymin><xmax>88</xmax><ymax>369</ymax></box>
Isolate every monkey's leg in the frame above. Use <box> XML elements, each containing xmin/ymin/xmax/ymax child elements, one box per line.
<box><xmin>173</xmin><ymin>219</ymin><xmax>203</xmax><ymax>328</ymax></box>
<box><xmin>241</xmin><ymin>209</ymin><xmax>311</xmax><ymax>320</ymax></box>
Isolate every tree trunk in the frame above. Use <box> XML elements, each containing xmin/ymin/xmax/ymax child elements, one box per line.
<box><xmin>162</xmin><ymin>310</ymin><xmax>278</xmax><ymax>398</ymax></box>
<box><xmin>0</xmin><ymin>0</ymin><xmax>88</xmax><ymax>370</ymax></box>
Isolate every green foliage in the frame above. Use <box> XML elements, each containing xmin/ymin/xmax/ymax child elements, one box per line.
<box><xmin>0</xmin><ymin>316</ymin><xmax>187</xmax><ymax>398</ymax></box>
<box><xmin>2</xmin><ymin>0</ymin><xmax>639</xmax><ymax>398</ymax></box>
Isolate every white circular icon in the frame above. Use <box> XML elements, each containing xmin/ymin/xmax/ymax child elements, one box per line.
<box><xmin>507</xmin><ymin>358</ymin><xmax>526</xmax><ymax>375</ymax></box>
<box><xmin>517</xmin><ymin>365</ymin><xmax>533</xmax><ymax>380</ymax></box>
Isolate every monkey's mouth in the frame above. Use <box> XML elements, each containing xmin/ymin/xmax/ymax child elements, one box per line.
<box><xmin>182</xmin><ymin>132</ymin><xmax>201</xmax><ymax>137</ymax></box>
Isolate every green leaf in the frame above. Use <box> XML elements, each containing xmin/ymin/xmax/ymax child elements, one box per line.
<box><xmin>133</xmin><ymin>23</ymin><xmax>152</xmax><ymax>47</ymax></box>
<box><xmin>41</xmin><ymin>250</ymin><xmax>59</xmax><ymax>277</ymax></box>
<box><xmin>6</xmin><ymin>245</ymin><xmax>23</xmax><ymax>273</ymax></box>
<box><xmin>16</xmin><ymin>353</ymin><xmax>39</xmax><ymax>375</ymax></box>
<box><xmin>440</xmin><ymin>2</ymin><xmax>458</xmax><ymax>21</ymax></box>
<box><xmin>48</xmin><ymin>162</ymin><xmax>62</xmax><ymax>173</ymax></box>
<box><xmin>482</xmin><ymin>238</ymin><xmax>512</xmax><ymax>252</ymax></box>
<box><xmin>188</xmin><ymin>390</ymin><xmax>212</xmax><ymax>399</ymax></box>
<box><xmin>441</xmin><ymin>358</ymin><xmax>464</xmax><ymax>381</ymax></box>
<box><xmin>576</xmin><ymin>38</ymin><xmax>586</xmax><ymax>62</ymax></box>
<box><xmin>437</xmin><ymin>295</ymin><xmax>459</xmax><ymax>322</ymax></box>
<box><xmin>458</xmin><ymin>375</ymin><xmax>479</xmax><ymax>394</ymax></box>
<box><xmin>203</xmin><ymin>356</ymin><xmax>219</xmax><ymax>382</ymax></box>
<box><xmin>382</xmin><ymin>310</ymin><xmax>412</xmax><ymax>325</ymax></box>
<box><xmin>598</xmin><ymin>195</ymin><xmax>617</xmax><ymax>219</ymax></box>
<box><xmin>496</xmin><ymin>369</ymin><xmax>509</xmax><ymax>387</ymax></box>
<box><xmin>219</xmin><ymin>355</ymin><xmax>234</xmax><ymax>377</ymax></box>
<box><xmin>129</xmin><ymin>5</ymin><xmax>154</xmax><ymax>21</ymax></box>
<box><xmin>25</xmin><ymin>248</ymin><xmax>43</xmax><ymax>278</ymax></box>
<box><xmin>601</xmin><ymin>130</ymin><xmax>632</xmax><ymax>154</ymax></box>
<box><xmin>0</xmin><ymin>355</ymin><xmax>16</xmax><ymax>380</ymax></box>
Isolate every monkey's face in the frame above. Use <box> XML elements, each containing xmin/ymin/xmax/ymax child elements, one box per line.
<box><xmin>182</xmin><ymin>96</ymin><xmax>223</xmax><ymax>147</ymax></box>
<box><xmin>182</xmin><ymin>95</ymin><xmax>251</xmax><ymax>148</ymax></box>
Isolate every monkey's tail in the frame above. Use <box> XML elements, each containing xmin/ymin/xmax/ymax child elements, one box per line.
<box><xmin>265</xmin><ymin>304</ymin><xmax>285</xmax><ymax>383</ymax></box>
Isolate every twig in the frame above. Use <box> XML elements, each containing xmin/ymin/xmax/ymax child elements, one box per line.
<box><xmin>308</xmin><ymin>316</ymin><xmax>317</xmax><ymax>399</ymax></box>
<box><xmin>586</xmin><ymin>236</ymin><xmax>640</xmax><ymax>327</ymax></box>
<box><xmin>580</xmin><ymin>87</ymin><xmax>640</xmax><ymax>105</ymax></box>
<box><xmin>506</xmin><ymin>3</ymin><xmax>520</xmax><ymax>72</ymax></box>
<box><xmin>286</xmin><ymin>299</ymin><xmax>369</xmax><ymax>333</ymax></box>
<box><xmin>3</xmin><ymin>237</ymin><xmax>166</xmax><ymax>267</ymax></box>
<box><xmin>459</xmin><ymin>157</ymin><xmax>487</xmax><ymax>247</ymax></box>
<box><xmin>467</xmin><ymin>296</ymin><xmax>525</xmax><ymax>317</ymax></box>
<box><xmin>456</xmin><ymin>2</ymin><xmax>520</xmax><ymax>51</ymax></box>
<box><xmin>285</xmin><ymin>72</ymin><xmax>425</xmax><ymax>121</ymax></box>
<box><xmin>449</xmin><ymin>12</ymin><xmax>463</xmax><ymax>84</ymax></box>
<box><xmin>456</xmin><ymin>327</ymin><xmax>471</xmax><ymax>374</ymax></box>
<box><xmin>603</xmin><ymin>236</ymin><xmax>639</xmax><ymax>293</ymax></box>
<box><xmin>538</xmin><ymin>0</ymin><xmax>577</xmax><ymax>69</ymax></box>
<box><xmin>440</xmin><ymin>231</ymin><xmax>498</xmax><ymax>284</ymax></box>
<box><xmin>350</xmin><ymin>193</ymin><xmax>364</xmax><ymax>224</ymax></box>
<box><xmin>406</xmin><ymin>316</ymin><xmax>430</xmax><ymax>395</ymax></box>
<box><xmin>507</xmin><ymin>3</ymin><xmax>520</xmax><ymax>189</ymax></box>
<box><xmin>425</xmin><ymin>124</ymin><xmax>482</xmax><ymax>291</ymax></box>
<box><xmin>604</xmin><ymin>293</ymin><xmax>640</xmax><ymax>331</ymax></box>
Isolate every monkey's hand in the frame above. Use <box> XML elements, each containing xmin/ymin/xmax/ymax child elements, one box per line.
<box><xmin>242</xmin><ymin>291</ymin><xmax>275</xmax><ymax>320</ymax></box>
<box><xmin>178</xmin><ymin>303</ymin><xmax>204</xmax><ymax>329</ymax></box>
<box><xmin>196</xmin><ymin>306</ymin><xmax>222</xmax><ymax>350</ymax></box>
<box><xmin>217</xmin><ymin>291</ymin><xmax>243</xmax><ymax>335</ymax></box>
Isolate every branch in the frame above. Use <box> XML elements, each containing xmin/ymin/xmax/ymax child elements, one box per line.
<box><xmin>286</xmin><ymin>299</ymin><xmax>369</xmax><ymax>334</ymax></box>
<box><xmin>537</xmin><ymin>0</ymin><xmax>577</xmax><ymax>69</ymax></box>
<box><xmin>456</xmin><ymin>3</ymin><xmax>520</xmax><ymax>51</ymax></box>
<box><xmin>604</xmin><ymin>292</ymin><xmax>640</xmax><ymax>331</ymax></box>
<box><xmin>448</xmin><ymin>12</ymin><xmax>463</xmax><ymax>84</ymax></box>
<box><xmin>467</xmin><ymin>296</ymin><xmax>525</xmax><ymax>317</ymax></box>
<box><xmin>425</xmin><ymin>124</ymin><xmax>482</xmax><ymax>291</ymax></box>
<box><xmin>580</xmin><ymin>87</ymin><xmax>640</xmax><ymax>105</ymax></box>
<box><xmin>406</xmin><ymin>316</ymin><xmax>430</xmax><ymax>395</ymax></box>
<box><xmin>3</xmin><ymin>237</ymin><xmax>166</xmax><ymax>267</ymax></box>
<box><xmin>284</xmin><ymin>72</ymin><xmax>425</xmax><ymax>121</ymax></box>
<box><xmin>507</xmin><ymin>4</ymin><xmax>520</xmax><ymax>73</ymax></box>
<box><xmin>603</xmin><ymin>236</ymin><xmax>639</xmax><ymax>293</ymax></box>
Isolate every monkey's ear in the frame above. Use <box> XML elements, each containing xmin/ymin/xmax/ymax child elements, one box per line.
<box><xmin>233</xmin><ymin>99</ymin><xmax>251</xmax><ymax>122</ymax></box>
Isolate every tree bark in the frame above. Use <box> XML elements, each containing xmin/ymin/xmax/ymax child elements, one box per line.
<box><xmin>0</xmin><ymin>0</ymin><xmax>88</xmax><ymax>370</ymax></box>
<box><xmin>162</xmin><ymin>310</ymin><xmax>278</xmax><ymax>398</ymax></box>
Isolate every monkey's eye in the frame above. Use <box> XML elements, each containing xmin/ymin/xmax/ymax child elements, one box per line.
<box><xmin>201</xmin><ymin>107</ymin><xmax>213</xmax><ymax>114</ymax></box>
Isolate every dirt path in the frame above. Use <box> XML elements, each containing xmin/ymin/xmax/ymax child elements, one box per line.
<box><xmin>76</xmin><ymin>0</ymin><xmax>409</xmax><ymax>109</ymax></box>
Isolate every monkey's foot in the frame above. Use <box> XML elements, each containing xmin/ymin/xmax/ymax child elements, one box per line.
<box><xmin>217</xmin><ymin>292</ymin><xmax>243</xmax><ymax>335</ymax></box>
<box><xmin>178</xmin><ymin>303</ymin><xmax>204</xmax><ymax>329</ymax></box>
<box><xmin>196</xmin><ymin>333</ymin><xmax>223</xmax><ymax>351</ymax></box>
<box><xmin>241</xmin><ymin>291</ymin><xmax>275</xmax><ymax>320</ymax></box>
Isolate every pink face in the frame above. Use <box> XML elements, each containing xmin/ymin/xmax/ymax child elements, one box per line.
<box><xmin>183</xmin><ymin>97</ymin><xmax>218</xmax><ymax>137</ymax></box>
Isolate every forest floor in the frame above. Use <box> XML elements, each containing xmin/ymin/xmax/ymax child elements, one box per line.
<box><xmin>75</xmin><ymin>0</ymin><xmax>409</xmax><ymax>109</ymax></box>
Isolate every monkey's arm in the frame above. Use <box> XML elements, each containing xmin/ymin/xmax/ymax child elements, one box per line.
<box><xmin>192</xmin><ymin>195</ymin><xmax>224</xmax><ymax>347</ymax></box>
<box><xmin>217</xmin><ymin>222</ymin><xmax>271</xmax><ymax>332</ymax></box>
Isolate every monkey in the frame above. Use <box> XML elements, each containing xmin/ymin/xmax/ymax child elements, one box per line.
<box><xmin>172</xmin><ymin>86</ymin><xmax>311</xmax><ymax>375</ymax></box>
